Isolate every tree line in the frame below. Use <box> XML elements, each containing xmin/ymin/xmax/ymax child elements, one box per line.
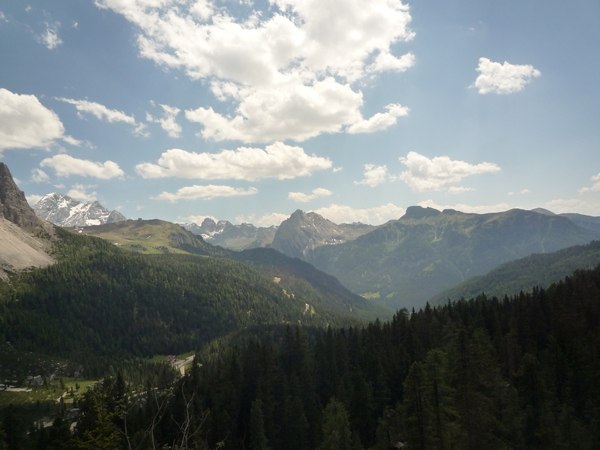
<box><xmin>4</xmin><ymin>263</ymin><xmax>599</xmax><ymax>449</ymax></box>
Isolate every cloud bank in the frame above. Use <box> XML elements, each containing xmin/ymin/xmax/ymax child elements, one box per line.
<box><xmin>312</xmin><ymin>203</ymin><xmax>405</xmax><ymax>224</ymax></box>
<box><xmin>288</xmin><ymin>188</ymin><xmax>332</xmax><ymax>202</ymax></box>
<box><xmin>418</xmin><ymin>199</ymin><xmax>510</xmax><ymax>214</ymax></box>
<box><xmin>155</xmin><ymin>184</ymin><xmax>258</xmax><ymax>202</ymax></box>
<box><xmin>0</xmin><ymin>88</ymin><xmax>78</xmax><ymax>152</ymax></box>
<box><xmin>136</xmin><ymin>142</ymin><xmax>331</xmax><ymax>181</ymax></box>
<box><xmin>399</xmin><ymin>151</ymin><xmax>500</xmax><ymax>192</ymax></box>
<box><xmin>40</xmin><ymin>154</ymin><xmax>125</xmax><ymax>179</ymax></box>
<box><xmin>95</xmin><ymin>0</ymin><xmax>415</xmax><ymax>143</ymax></box>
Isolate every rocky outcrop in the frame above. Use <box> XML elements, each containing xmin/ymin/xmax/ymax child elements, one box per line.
<box><xmin>271</xmin><ymin>210</ymin><xmax>348</xmax><ymax>260</ymax></box>
<box><xmin>0</xmin><ymin>162</ymin><xmax>39</xmax><ymax>229</ymax></box>
<box><xmin>33</xmin><ymin>193</ymin><xmax>127</xmax><ymax>227</ymax></box>
<box><xmin>182</xmin><ymin>218</ymin><xmax>277</xmax><ymax>251</ymax></box>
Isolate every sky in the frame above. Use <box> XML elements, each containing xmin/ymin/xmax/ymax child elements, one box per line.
<box><xmin>1</xmin><ymin>0</ymin><xmax>599</xmax><ymax>226</ymax></box>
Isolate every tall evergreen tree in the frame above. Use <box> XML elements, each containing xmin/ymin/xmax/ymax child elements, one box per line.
<box><xmin>250</xmin><ymin>400</ymin><xmax>270</xmax><ymax>450</ymax></box>
<box><xmin>320</xmin><ymin>398</ymin><xmax>353</xmax><ymax>450</ymax></box>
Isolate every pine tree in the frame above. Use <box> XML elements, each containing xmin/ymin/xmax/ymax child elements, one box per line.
<box><xmin>249</xmin><ymin>400</ymin><xmax>270</xmax><ymax>450</ymax></box>
<box><xmin>402</xmin><ymin>362</ymin><xmax>429</xmax><ymax>450</ymax></box>
<box><xmin>421</xmin><ymin>349</ymin><xmax>457</xmax><ymax>450</ymax></box>
<box><xmin>320</xmin><ymin>398</ymin><xmax>353</xmax><ymax>450</ymax></box>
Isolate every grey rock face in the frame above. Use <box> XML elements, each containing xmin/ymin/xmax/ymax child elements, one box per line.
<box><xmin>0</xmin><ymin>162</ymin><xmax>39</xmax><ymax>229</ymax></box>
<box><xmin>33</xmin><ymin>193</ymin><xmax>127</xmax><ymax>227</ymax></box>
<box><xmin>181</xmin><ymin>218</ymin><xmax>277</xmax><ymax>250</ymax></box>
<box><xmin>271</xmin><ymin>210</ymin><xmax>348</xmax><ymax>261</ymax></box>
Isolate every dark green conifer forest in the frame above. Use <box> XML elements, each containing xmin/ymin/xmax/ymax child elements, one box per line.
<box><xmin>2</xmin><ymin>260</ymin><xmax>599</xmax><ymax>448</ymax></box>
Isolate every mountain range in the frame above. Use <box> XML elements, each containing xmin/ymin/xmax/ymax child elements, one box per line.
<box><xmin>14</xmin><ymin>169</ymin><xmax>600</xmax><ymax>312</ymax></box>
<box><xmin>0</xmin><ymin>163</ymin><xmax>389</xmax><ymax>368</ymax></box>
<box><xmin>3</xmin><ymin>162</ymin><xmax>600</xmax><ymax>449</ymax></box>
<box><xmin>309</xmin><ymin>206</ymin><xmax>600</xmax><ymax>309</ymax></box>
<box><xmin>33</xmin><ymin>192</ymin><xmax>127</xmax><ymax>227</ymax></box>
<box><xmin>182</xmin><ymin>217</ymin><xmax>278</xmax><ymax>250</ymax></box>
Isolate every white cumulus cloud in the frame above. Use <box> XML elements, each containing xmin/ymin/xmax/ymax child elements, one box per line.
<box><xmin>235</xmin><ymin>212</ymin><xmax>290</xmax><ymax>227</ymax></box>
<box><xmin>473</xmin><ymin>58</ymin><xmax>541</xmax><ymax>94</ymax></box>
<box><xmin>578</xmin><ymin>173</ymin><xmax>600</xmax><ymax>194</ymax></box>
<box><xmin>288</xmin><ymin>188</ymin><xmax>332</xmax><ymax>203</ymax></box>
<box><xmin>447</xmin><ymin>186</ymin><xmax>474</xmax><ymax>194</ymax></box>
<box><xmin>367</xmin><ymin>51</ymin><xmax>415</xmax><ymax>74</ymax></box>
<box><xmin>0</xmin><ymin>88</ymin><xmax>78</xmax><ymax>152</ymax></box>
<box><xmin>355</xmin><ymin>164</ymin><xmax>391</xmax><ymax>187</ymax></box>
<box><xmin>57</xmin><ymin>98</ymin><xmax>147</xmax><ymax>136</ymax></box>
<box><xmin>95</xmin><ymin>0</ymin><xmax>415</xmax><ymax>143</ymax></box>
<box><xmin>417</xmin><ymin>199</ymin><xmax>510</xmax><ymax>214</ymax></box>
<box><xmin>399</xmin><ymin>151</ymin><xmax>500</xmax><ymax>192</ymax></box>
<box><xmin>136</xmin><ymin>142</ymin><xmax>331</xmax><ymax>181</ymax></box>
<box><xmin>31</xmin><ymin>168</ymin><xmax>50</xmax><ymax>183</ymax></box>
<box><xmin>155</xmin><ymin>185</ymin><xmax>258</xmax><ymax>202</ymax></box>
<box><xmin>347</xmin><ymin>104</ymin><xmax>409</xmax><ymax>134</ymax></box>
<box><xmin>185</xmin><ymin>78</ymin><xmax>367</xmax><ymax>143</ymax></box>
<box><xmin>147</xmin><ymin>104</ymin><xmax>182</xmax><ymax>138</ymax></box>
<box><xmin>312</xmin><ymin>203</ymin><xmax>405</xmax><ymax>224</ymax></box>
<box><xmin>545</xmin><ymin>198</ymin><xmax>600</xmax><ymax>216</ymax></box>
<box><xmin>40</xmin><ymin>154</ymin><xmax>125</xmax><ymax>179</ymax></box>
<box><xmin>26</xmin><ymin>194</ymin><xmax>43</xmax><ymax>206</ymax></box>
<box><xmin>188</xmin><ymin>214</ymin><xmax>217</xmax><ymax>225</ymax></box>
<box><xmin>67</xmin><ymin>184</ymin><xmax>98</xmax><ymax>202</ymax></box>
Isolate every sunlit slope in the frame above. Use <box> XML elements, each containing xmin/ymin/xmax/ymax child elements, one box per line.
<box><xmin>311</xmin><ymin>207</ymin><xmax>599</xmax><ymax>309</ymax></box>
<box><xmin>232</xmin><ymin>247</ymin><xmax>394</xmax><ymax>320</ymax></box>
<box><xmin>72</xmin><ymin>219</ymin><xmax>226</xmax><ymax>256</ymax></box>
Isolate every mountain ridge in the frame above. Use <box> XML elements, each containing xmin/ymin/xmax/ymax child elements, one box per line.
<box><xmin>33</xmin><ymin>192</ymin><xmax>127</xmax><ymax>227</ymax></box>
<box><xmin>430</xmin><ymin>239</ymin><xmax>600</xmax><ymax>304</ymax></box>
<box><xmin>182</xmin><ymin>217</ymin><xmax>277</xmax><ymax>250</ymax></box>
<box><xmin>310</xmin><ymin>206</ymin><xmax>600</xmax><ymax>309</ymax></box>
<box><xmin>0</xmin><ymin>162</ymin><xmax>39</xmax><ymax>229</ymax></box>
<box><xmin>0</xmin><ymin>163</ymin><xmax>55</xmax><ymax>280</ymax></box>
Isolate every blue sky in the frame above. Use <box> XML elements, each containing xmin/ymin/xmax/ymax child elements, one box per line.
<box><xmin>1</xmin><ymin>0</ymin><xmax>599</xmax><ymax>226</ymax></box>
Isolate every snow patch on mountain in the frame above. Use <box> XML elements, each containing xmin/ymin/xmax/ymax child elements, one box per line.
<box><xmin>181</xmin><ymin>218</ymin><xmax>277</xmax><ymax>250</ymax></box>
<box><xmin>33</xmin><ymin>193</ymin><xmax>127</xmax><ymax>227</ymax></box>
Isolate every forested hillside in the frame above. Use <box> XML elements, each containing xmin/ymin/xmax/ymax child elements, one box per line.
<box><xmin>312</xmin><ymin>206</ymin><xmax>599</xmax><ymax>309</ymax></box>
<box><xmin>231</xmin><ymin>247</ymin><xmax>392</xmax><ymax>320</ymax></box>
<box><xmin>0</xmin><ymin>229</ymin><xmax>363</xmax><ymax>372</ymax></box>
<box><xmin>7</xmin><ymin>263</ymin><xmax>599</xmax><ymax>449</ymax></box>
<box><xmin>431</xmin><ymin>239</ymin><xmax>600</xmax><ymax>304</ymax></box>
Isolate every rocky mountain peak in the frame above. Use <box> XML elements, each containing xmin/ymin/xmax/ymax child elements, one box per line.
<box><xmin>402</xmin><ymin>205</ymin><xmax>442</xmax><ymax>220</ymax></box>
<box><xmin>201</xmin><ymin>217</ymin><xmax>217</xmax><ymax>229</ymax></box>
<box><xmin>181</xmin><ymin>217</ymin><xmax>277</xmax><ymax>250</ymax></box>
<box><xmin>33</xmin><ymin>192</ymin><xmax>127</xmax><ymax>227</ymax></box>
<box><xmin>271</xmin><ymin>210</ymin><xmax>347</xmax><ymax>260</ymax></box>
<box><xmin>0</xmin><ymin>162</ymin><xmax>39</xmax><ymax>229</ymax></box>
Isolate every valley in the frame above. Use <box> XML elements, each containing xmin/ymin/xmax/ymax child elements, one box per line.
<box><xmin>2</xmin><ymin>163</ymin><xmax>600</xmax><ymax>449</ymax></box>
